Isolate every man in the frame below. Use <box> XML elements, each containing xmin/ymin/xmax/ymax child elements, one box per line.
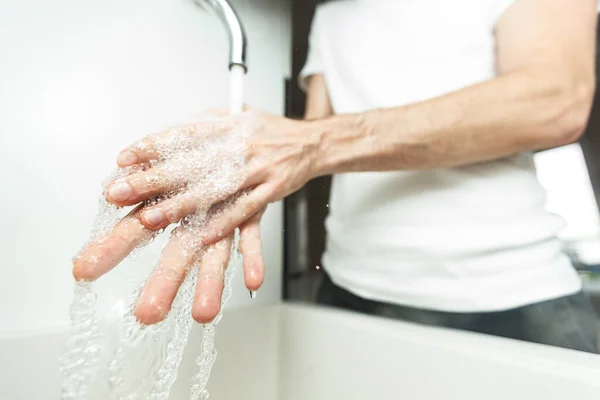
<box><xmin>74</xmin><ymin>0</ymin><xmax>599</xmax><ymax>352</ymax></box>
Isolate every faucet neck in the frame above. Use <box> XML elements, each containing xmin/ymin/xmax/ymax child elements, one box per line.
<box><xmin>201</xmin><ymin>0</ymin><xmax>248</xmax><ymax>72</ymax></box>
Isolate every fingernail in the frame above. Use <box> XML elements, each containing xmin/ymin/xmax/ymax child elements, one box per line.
<box><xmin>144</xmin><ymin>209</ymin><xmax>165</xmax><ymax>227</ymax></box>
<box><xmin>249</xmin><ymin>290</ymin><xmax>257</xmax><ymax>299</ymax></box>
<box><xmin>117</xmin><ymin>150</ymin><xmax>138</xmax><ymax>166</ymax></box>
<box><xmin>108</xmin><ymin>182</ymin><xmax>132</xmax><ymax>202</ymax></box>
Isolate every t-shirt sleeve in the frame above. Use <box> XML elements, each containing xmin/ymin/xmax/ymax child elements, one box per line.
<box><xmin>298</xmin><ymin>6</ymin><xmax>325</xmax><ymax>92</ymax></box>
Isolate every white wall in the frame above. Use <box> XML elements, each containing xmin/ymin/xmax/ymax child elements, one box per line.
<box><xmin>0</xmin><ymin>0</ymin><xmax>290</xmax><ymax>335</ymax></box>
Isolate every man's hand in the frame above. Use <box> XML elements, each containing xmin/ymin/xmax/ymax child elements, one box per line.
<box><xmin>72</xmin><ymin>109</ymin><xmax>318</xmax><ymax>325</ymax></box>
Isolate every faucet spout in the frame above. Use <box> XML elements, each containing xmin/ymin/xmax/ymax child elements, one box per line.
<box><xmin>195</xmin><ymin>0</ymin><xmax>248</xmax><ymax>72</ymax></box>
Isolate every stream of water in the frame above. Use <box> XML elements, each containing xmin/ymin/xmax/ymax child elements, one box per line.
<box><xmin>60</xmin><ymin>66</ymin><xmax>247</xmax><ymax>400</ymax></box>
<box><xmin>190</xmin><ymin>64</ymin><xmax>247</xmax><ymax>400</ymax></box>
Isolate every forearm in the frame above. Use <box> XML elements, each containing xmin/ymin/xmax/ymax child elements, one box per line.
<box><xmin>309</xmin><ymin>69</ymin><xmax>594</xmax><ymax>176</ymax></box>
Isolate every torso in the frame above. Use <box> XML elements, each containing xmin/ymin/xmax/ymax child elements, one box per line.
<box><xmin>309</xmin><ymin>0</ymin><xmax>581</xmax><ymax>311</ymax></box>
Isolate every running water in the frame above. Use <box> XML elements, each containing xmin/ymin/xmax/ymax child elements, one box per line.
<box><xmin>228</xmin><ymin>65</ymin><xmax>245</xmax><ymax>114</ymax></box>
<box><xmin>60</xmin><ymin>281</ymin><xmax>102</xmax><ymax>400</ymax></box>
<box><xmin>61</xmin><ymin>66</ymin><xmax>248</xmax><ymax>400</ymax></box>
<box><xmin>190</xmin><ymin>64</ymin><xmax>246</xmax><ymax>400</ymax></box>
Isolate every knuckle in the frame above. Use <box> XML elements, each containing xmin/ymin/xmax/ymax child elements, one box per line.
<box><xmin>168</xmin><ymin>197</ymin><xmax>187</xmax><ymax>222</ymax></box>
<box><xmin>244</xmin><ymin>199</ymin><xmax>260</xmax><ymax>214</ymax></box>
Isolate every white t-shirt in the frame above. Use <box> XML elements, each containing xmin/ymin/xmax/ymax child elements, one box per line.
<box><xmin>299</xmin><ymin>0</ymin><xmax>587</xmax><ymax>312</ymax></box>
<box><xmin>535</xmin><ymin>144</ymin><xmax>600</xmax><ymax>265</ymax></box>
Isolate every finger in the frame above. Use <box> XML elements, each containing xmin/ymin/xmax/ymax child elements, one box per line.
<box><xmin>117</xmin><ymin>136</ymin><xmax>161</xmax><ymax>167</ymax></box>
<box><xmin>134</xmin><ymin>227</ymin><xmax>199</xmax><ymax>325</ymax></box>
<box><xmin>116</xmin><ymin>124</ymin><xmax>194</xmax><ymax>168</ymax></box>
<box><xmin>192</xmin><ymin>235</ymin><xmax>233</xmax><ymax>323</ymax></box>
<box><xmin>140</xmin><ymin>189</ymin><xmax>210</xmax><ymax>230</ymax></box>
<box><xmin>117</xmin><ymin>117</ymin><xmax>232</xmax><ymax>168</ymax></box>
<box><xmin>239</xmin><ymin>210</ymin><xmax>265</xmax><ymax>291</ymax></box>
<box><xmin>201</xmin><ymin>185</ymin><xmax>272</xmax><ymax>245</ymax></box>
<box><xmin>105</xmin><ymin>169</ymin><xmax>184</xmax><ymax>207</ymax></box>
<box><xmin>72</xmin><ymin>206</ymin><xmax>153</xmax><ymax>281</ymax></box>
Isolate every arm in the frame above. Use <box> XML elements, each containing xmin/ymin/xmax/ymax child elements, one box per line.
<box><xmin>307</xmin><ymin>0</ymin><xmax>597</xmax><ymax>176</ymax></box>
<box><xmin>304</xmin><ymin>74</ymin><xmax>334</xmax><ymax>120</ymax></box>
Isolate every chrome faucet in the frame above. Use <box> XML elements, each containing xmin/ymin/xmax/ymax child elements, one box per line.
<box><xmin>193</xmin><ymin>0</ymin><xmax>248</xmax><ymax>72</ymax></box>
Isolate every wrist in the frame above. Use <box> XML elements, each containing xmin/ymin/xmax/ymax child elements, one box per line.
<box><xmin>301</xmin><ymin>117</ymin><xmax>332</xmax><ymax>178</ymax></box>
<box><xmin>306</xmin><ymin>114</ymin><xmax>367</xmax><ymax>177</ymax></box>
